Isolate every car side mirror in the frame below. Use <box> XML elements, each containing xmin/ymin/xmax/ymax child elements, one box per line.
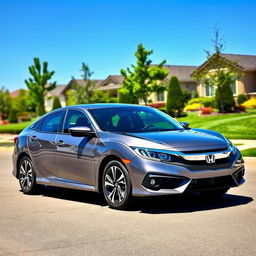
<box><xmin>180</xmin><ymin>122</ymin><xmax>190</xmax><ymax>129</ymax></box>
<box><xmin>69</xmin><ymin>126</ymin><xmax>96</xmax><ymax>137</ymax></box>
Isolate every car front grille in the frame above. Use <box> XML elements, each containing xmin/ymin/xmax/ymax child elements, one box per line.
<box><xmin>181</xmin><ymin>147</ymin><xmax>228</xmax><ymax>154</ymax></box>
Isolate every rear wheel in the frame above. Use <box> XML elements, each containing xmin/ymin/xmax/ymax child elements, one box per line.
<box><xmin>18</xmin><ymin>156</ymin><xmax>39</xmax><ymax>194</ymax></box>
<box><xmin>200</xmin><ymin>188</ymin><xmax>229</xmax><ymax>198</ymax></box>
<box><xmin>102</xmin><ymin>160</ymin><xmax>132</xmax><ymax>210</ymax></box>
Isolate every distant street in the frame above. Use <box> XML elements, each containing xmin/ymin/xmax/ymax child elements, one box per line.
<box><xmin>0</xmin><ymin>151</ymin><xmax>255</xmax><ymax>256</ymax></box>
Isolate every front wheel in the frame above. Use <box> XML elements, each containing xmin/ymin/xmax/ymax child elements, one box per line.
<box><xmin>200</xmin><ymin>188</ymin><xmax>229</xmax><ymax>198</ymax></box>
<box><xmin>102</xmin><ymin>160</ymin><xmax>132</xmax><ymax>210</ymax></box>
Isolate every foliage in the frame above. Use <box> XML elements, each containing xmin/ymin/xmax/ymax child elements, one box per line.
<box><xmin>237</xmin><ymin>94</ymin><xmax>247</xmax><ymax>105</ymax></box>
<box><xmin>0</xmin><ymin>118</ymin><xmax>37</xmax><ymax>134</ymax></box>
<box><xmin>12</xmin><ymin>89</ymin><xmax>35</xmax><ymax>114</ymax></box>
<box><xmin>52</xmin><ymin>97</ymin><xmax>62</xmax><ymax>110</ymax></box>
<box><xmin>242</xmin><ymin>98</ymin><xmax>256</xmax><ymax>108</ymax></box>
<box><xmin>8</xmin><ymin>108</ymin><xmax>19</xmax><ymax>123</ymax></box>
<box><xmin>201</xmin><ymin>107</ymin><xmax>213</xmax><ymax>115</ymax></box>
<box><xmin>120</xmin><ymin>43</ymin><xmax>168</xmax><ymax>105</ymax></box>
<box><xmin>186</xmin><ymin>97</ymin><xmax>215</xmax><ymax>107</ymax></box>
<box><xmin>65</xmin><ymin>90</ymin><xmax>76</xmax><ymax>106</ymax></box>
<box><xmin>192</xmin><ymin>28</ymin><xmax>240</xmax><ymax>113</ymax></box>
<box><xmin>25</xmin><ymin>58</ymin><xmax>56</xmax><ymax>116</ymax></box>
<box><xmin>234</xmin><ymin>105</ymin><xmax>246</xmax><ymax>112</ymax></box>
<box><xmin>0</xmin><ymin>87</ymin><xmax>11</xmax><ymax>119</ymax></box>
<box><xmin>71</xmin><ymin>63</ymin><xmax>97</xmax><ymax>104</ymax></box>
<box><xmin>191</xmin><ymin>90</ymin><xmax>199</xmax><ymax>98</ymax></box>
<box><xmin>184</xmin><ymin>103</ymin><xmax>201</xmax><ymax>111</ymax></box>
<box><xmin>182</xmin><ymin>89</ymin><xmax>191</xmax><ymax>104</ymax></box>
<box><xmin>166</xmin><ymin>76</ymin><xmax>184</xmax><ymax>117</ymax></box>
<box><xmin>118</xmin><ymin>91</ymin><xmax>139</xmax><ymax>104</ymax></box>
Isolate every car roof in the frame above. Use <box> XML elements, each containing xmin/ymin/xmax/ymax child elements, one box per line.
<box><xmin>61</xmin><ymin>103</ymin><xmax>146</xmax><ymax>110</ymax></box>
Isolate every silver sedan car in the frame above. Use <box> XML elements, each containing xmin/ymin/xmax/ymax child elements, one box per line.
<box><xmin>12</xmin><ymin>104</ymin><xmax>245</xmax><ymax>209</ymax></box>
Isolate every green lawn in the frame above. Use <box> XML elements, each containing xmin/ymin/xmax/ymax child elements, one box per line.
<box><xmin>177</xmin><ymin>109</ymin><xmax>256</xmax><ymax>139</ymax></box>
<box><xmin>240</xmin><ymin>148</ymin><xmax>256</xmax><ymax>157</ymax></box>
<box><xmin>0</xmin><ymin>118</ymin><xmax>37</xmax><ymax>134</ymax></box>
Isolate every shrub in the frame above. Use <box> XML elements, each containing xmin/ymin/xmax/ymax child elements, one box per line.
<box><xmin>8</xmin><ymin>108</ymin><xmax>19</xmax><ymax>123</ymax></box>
<box><xmin>186</xmin><ymin>97</ymin><xmax>214</xmax><ymax>107</ymax></box>
<box><xmin>118</xmin><ymin>91</ymin><xmax>138</xmax><ymax>104</ymax></box>
<box><xmin>242</xmin><ymin>98</ymin><xmax>256</xmax><ymax>108</ymax></box>
<box><xmin>166</xmin><ymin>76</ymin><xmax>184</xmax><ymax>117</ymax></box>
<box><xmin>191</xmin><ymin>90</ymin><xmax>199</xmax><ymax>98</ymax></box>
<box><xmin>107</xmin><ymin>97</ymin><xmax>118</xmax><ymax>103</ymax></box>
<box><xmin>52</xmin><ymin>97</ymin><xmax>62</xmax><ymax>110</ymax></box>
<box><xmin>237</xmin><ymin>94</ymin><xmax>247</xmax><ymax>105</ymax></box>
<box><xmin>182</xmin><ymin>89</ymin><xmax>191</xmax><ymax>104</ymax></box>
<box><xmin>184</xmin><ymin>103</ymin><xmax>201</xmax><ymax>111</ymax></box>
<box><xmin>201</xmin><ymin>107</ymin><xmax>213</xmax><ymax>115</ymax></box>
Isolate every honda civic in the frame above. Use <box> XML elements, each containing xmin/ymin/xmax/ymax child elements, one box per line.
<box><xmin>12</xmin><ymin>104</ymin><xmax>245</xmax><ymax>209</ymax></box>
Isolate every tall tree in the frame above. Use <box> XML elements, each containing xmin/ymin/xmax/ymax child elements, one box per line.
<box><xmin>193</xmin><ymin>28</ymin><xmax>240</xmax><ymax>113</ymax></box>
<box><xmin>25</xmin><ymin>58</ymin><xmax>56</xmax><ymax>116</ymax></box>
<box><xmin>120</xmin><ymin>44</ymin><xmax>169</xmax><ymax>105</ymax></box>
<box><xmin>166</xmin><ymin>76</ymin><xmax>184</xmax><ymax>117</ymax></box>
<box><xmin>0</xmin><ymin>87</ymin><xmax>11</xmax><ymax>119</ymax></box>
<box><xmin>71</xmin><ymin>62</ymin><xmax>96</xmax><ymax>104</ymax></box>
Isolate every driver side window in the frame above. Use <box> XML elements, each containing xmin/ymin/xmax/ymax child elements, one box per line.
<box><xmin>64</xmin><ymin>110</ymin><xmax>92</xmax><ymax>134</ymax></box>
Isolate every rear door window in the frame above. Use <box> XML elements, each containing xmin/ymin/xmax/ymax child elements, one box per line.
<box><xmin>41</xmin><ymin>111</ymin><xmax>65</xmax><ymax>133</ymax></box>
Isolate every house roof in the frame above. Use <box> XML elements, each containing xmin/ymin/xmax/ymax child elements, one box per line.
<box><xmin>164</xmin><ymin>65</ymin><xmax>198</xmax><ymax>82</ymax></box>
<box><xmin>220</xmin><ymin>53</ymin><xmax>256</xmax><ymax>71</ymax></box>
<box><xmin>48</xmin><ymin>84</ymin><xmax>66</xmax><ymax>97</ymax></box>
<box><xmin>96</xmin><ymin>75</ymin><xmax>124</xmax><ymax>91</ymax></box>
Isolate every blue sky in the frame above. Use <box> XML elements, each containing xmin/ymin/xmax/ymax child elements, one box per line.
<box><xmin>1</xmin><ymin>0</ymin><xmax>256</xmax><ymax>91</ymax></box>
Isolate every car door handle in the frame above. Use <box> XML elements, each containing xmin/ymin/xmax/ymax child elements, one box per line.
<box><xmin>29</xmin><ymin>135</ymin><xmax>37</xmax><ymax>142</ymax></box>
<box><xmin>56</xmin><ymin>140</ymin><xmax>65</xmax><ymax>146</ymax></box>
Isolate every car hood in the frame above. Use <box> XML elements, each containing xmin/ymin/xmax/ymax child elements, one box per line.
<box><xmin>110</xmin><ymin>129</ymin><xmax>228</xmax><ymax>151</ymax></box>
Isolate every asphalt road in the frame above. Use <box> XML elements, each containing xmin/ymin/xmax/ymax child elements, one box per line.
<box><xmin>0</xmin><ymin>151</ymin><xmax>255</xmax><ymax>256</ymax></box>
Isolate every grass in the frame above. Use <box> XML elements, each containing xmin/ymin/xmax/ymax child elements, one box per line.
<box><xmin>0</xmin><ymin>142</ymin><xmax>13</xmax><ymax>147</ymax></box>
<box><xmin>177</xmin><ymin>109</ymin><xmax>256</xmax><ymax>139</ymax></box>
<box><xmin>0</xmin><ymin>118</ymin><xmax>37</xmax><ymax>134</ymax></box>
<box><xmin>240</xmin><ymin>148</ymin><xmax>256</xmax><ymax>157</ymax></box>
<box><xmin>233</xmin><ymin>143</ymin><xmax>244</xmax><ymax>146</ymax></box>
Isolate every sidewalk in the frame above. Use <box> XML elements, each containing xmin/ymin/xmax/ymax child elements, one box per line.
<box><xmin>230</xmin><ymin>140</ymin><xmax>256</xmax><ymax>151</ymax></box>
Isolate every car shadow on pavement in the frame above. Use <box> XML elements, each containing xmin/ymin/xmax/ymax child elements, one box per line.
<box><xmin>34</xmin><ymin>186</ymin><xmax>253</xmax><ymax>214</ymax></box>
<box><xmin>134</xmin><ymin>193</ymin><xmax>253</xmax><ymax>214</ymax></box>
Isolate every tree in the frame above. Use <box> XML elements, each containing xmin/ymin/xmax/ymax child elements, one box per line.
<box><xmin>118</xmin><ymin>91</ymin><xmax>139</xmax><ymax>104</ymax></box>
<box><xmin>8</xmin><ymin>108</ymin><xmax>18</xmax><ymax>123</ymax></box>
<box><xmin>0</xmin><ymin>87</ymin><xmax>11</xmax><ymax>119</ymax></box>
<box><xmin>192</xmin><ymin>28</ymin><xmax>240</xmax><ymax>112</ymax></box>
<box><xmin>120</xmin><ymin>43</ymin><xmax>169</xmax><ymax>105</ymax></box>
<box><xmin>65</xmin><ymin>89</ymin><xmax>76</xmax><ymax>106</ymax></box>
<box><xmin>71</xmin><ymin>62</ymin><xmax>96</xmax><ymax>104</ymax></box>
<box><xmin>182</xmin><ymin>89</ymin><xmax>191</xmax><ymax>104</ymax></box>
<box><xmin>166</xmin><ymin>76</ymin><xmax>184</xmax><ymax>117</ymax></box>
<box><xmin>25</xmin><ymin>58</ymin><xmax>56</xmax><ymax>116</ymax></box>
<box><xmin>52</xmin><ymin>97</ymin><xmax>62</xmax><ymax>110</ymax></box>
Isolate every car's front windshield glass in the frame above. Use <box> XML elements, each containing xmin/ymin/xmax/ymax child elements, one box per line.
<box><xmin>88</xmin><ymin>106</ymin><xmax>184</xmax><ymax>133</ymax></box>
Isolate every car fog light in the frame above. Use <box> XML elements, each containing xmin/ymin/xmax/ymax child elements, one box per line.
<box><xmin>150</xmin><ymin>178</ymin><xmax>156</xmax><ymax>186</ymax></box>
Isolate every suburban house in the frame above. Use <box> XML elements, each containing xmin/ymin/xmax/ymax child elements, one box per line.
<box><xmin>11</xmin><ymin>53</ymin><xmax>256</xmax><ymax>110</ymax></box>
<box><xmin>196</xmin><ymin>54</ymin><xmax>256</xmax><ymax>98</ymax></box>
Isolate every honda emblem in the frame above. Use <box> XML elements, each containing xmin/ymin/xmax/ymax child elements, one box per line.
<box><xmin>205</xmin><ymin>154</ymin><xmax>215</xmax><ymax>164</ymax></box>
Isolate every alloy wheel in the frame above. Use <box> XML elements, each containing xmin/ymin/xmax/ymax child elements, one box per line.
<box><xmin>19</xmin><ymin>159</ymin><xmax>33</xmax><ymax>191</ymax></box>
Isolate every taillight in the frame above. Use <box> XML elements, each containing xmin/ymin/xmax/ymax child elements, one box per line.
<box><xmin>14</xmin><ymin>136</ymin><xmax>18</xmax><ymax>145</ymax></box>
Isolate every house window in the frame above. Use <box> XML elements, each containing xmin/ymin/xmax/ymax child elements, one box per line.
<box><xmin>205</xmin><ymin>83</ymin><xmax>214</xmax><ymax>96</ymax></box>
<box><xmin>156</xmin><ymin>91</ymin><xmax>165</xmax><ymax>102</ymax></box>
<box><xmin>230</xmin><ymin>80</ymin><xmax>237</xmax><ymax>95</ymax></box>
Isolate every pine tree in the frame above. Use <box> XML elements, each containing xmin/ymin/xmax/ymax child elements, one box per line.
<box><xmin>52</xmin><ymin>97</ymin><xmax>62</xmax><ymax>110</ymax></box>
<box><xmin>166</xmin><ymin>76</ymin><xmax>184</xmax><ymax>117</ymax></box>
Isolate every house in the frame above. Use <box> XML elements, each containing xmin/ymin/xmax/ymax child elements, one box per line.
<box><xmin>45</xmin><ymin>84</ymin><xmax>66</xmax><ymax>111</ymax></box>
<box><xmin>196</xmin><ymin>53</ymin><xmax>256</xmax><ymax>97</ymax></box>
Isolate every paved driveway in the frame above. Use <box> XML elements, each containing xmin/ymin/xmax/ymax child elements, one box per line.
<box><xmin>0</xmin><ymin>151</ymin><xmax>255</xmax><ymax>256</ymax></box>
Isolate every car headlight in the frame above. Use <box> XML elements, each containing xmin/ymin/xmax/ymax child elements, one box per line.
<box><xmin>132</xmin><ymin>147</ymin><xmax>173</xmax><ymax>162</ymax></box>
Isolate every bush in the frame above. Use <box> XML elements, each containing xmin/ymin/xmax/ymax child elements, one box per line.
<box><xmin>237</xmin><ymin>94</ymin><xmax>247</xmax><ymax>105</ymax></box>
<box><xmin>52</xmin><ymin>97</ymin><xmax>62</xmax><ymax>110</ymax></box>
<box><xmin>182</xmin><ymin>89</ymin><xmax>191</xmax><ymax>104</ymax></box>
<box><xmin>242</xmin><ymin>98</ymin><xmax>256</xmax><ymax>108</ymax></box>
<box><xmin>118</xmin><ymin>91</ymin><xmax>138</xmax><ymax>104</ymax></box>
<box><xmin>107</xmin><ymin>97</ymin><xmax>118</xmax><ymax>103</ymax></box>
<box><xmin>186</xmin><ymin>97</ymin><xmax>215</xmax><ymax>107</ymax></box>
<box><xmin>191</xmin><ymin>90</ymin><xmax>199</xmax><ymax>98</ymax></box>
<box><xmin>234</xmin><ymin>105</ymin><xmax>246</xmax><ymax>112</ymax></box>
<box><xmin>166</xmin><ymin>76</ymin><xmax>184</xmax><ymax>117</ymax></box>
<box><xmin>201</xmin><ymin>107</ymin><xmax>213</xmax><ymax>115</ymax></box>
<box><xmin>184</xmin><ymin>103</ymin><xmax>201</xmax><ymax>111</ymax></box>
<box><xmin>8</xmin><ymin>108</ymin><xmax>19</xmax><ymax>123</ymax></box>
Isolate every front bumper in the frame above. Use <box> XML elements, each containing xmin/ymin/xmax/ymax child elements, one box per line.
<box><xmin>129</xmin><ymin>149</ymin><xmax>245</xmax><ymax>196</ymax></box>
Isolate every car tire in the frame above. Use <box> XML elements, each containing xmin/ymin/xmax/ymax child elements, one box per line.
<box><xmin>18</xmin><ymin>156</ymin><xmax>39</xmax><ymax>194</ymax></box>
<box><xmin>200</xmin><ymin>188</ymin><xmax>229</xmax><ymax>198</ymax></box>
<box><xmin>102</xmin><ymin>160</ymin><xmax>132</xmax><ymax>210</ymax></box>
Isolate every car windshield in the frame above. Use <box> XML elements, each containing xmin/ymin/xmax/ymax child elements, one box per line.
<box><xmin>88</xmin><ymin>106</ymin><xmax>184</xmax><ymax>133</ymax></box>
